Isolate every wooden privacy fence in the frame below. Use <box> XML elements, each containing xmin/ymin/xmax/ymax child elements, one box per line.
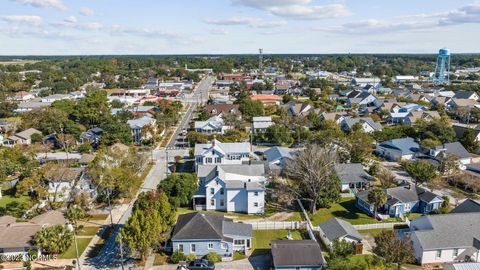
<box><xmin>242</xmin><ymin>220</ymin><xmax>306</xmax><ymax>230</ymax></box>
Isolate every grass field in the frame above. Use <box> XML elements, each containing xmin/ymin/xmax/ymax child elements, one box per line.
<box><xmin>251</xmin><ymin>229</ymin><xmax>303</xmax><ymax>256</ymax></box>
<box><xmin>76</xmin><ymin>226</ymin><xmax>100</xmax><ymax>236</ymax></box>
<box><xmin>0</xmin><ymin>189</ymin><xmax>31</xmax><ymax>209</ymax></box>
<box><xmin>59</xmin><ymin>237</ymin><xmax>92</xmax><ymax>259</ymax></box>
<box><xmin>176</xmin><ymin>207</ymin><xmax>276</xmax><ymax>221</ymax></box>
<box><xmin>358</xmin><ymin>228</ymin><xmax>393</xmax><ymax>237</ymax></box>
<box><xmin>309</xmin><ymin>198</ymin><xmax>396</xmax><ymax>226</ymax></box>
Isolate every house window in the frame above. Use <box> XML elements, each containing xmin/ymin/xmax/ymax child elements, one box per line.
<box><xmin>210</xmin><ymin>188</ymin><xmax>215</xmax><ymax>195</ymax></box>
<box><xmin>221</xmin><ymin>243</ymin><xmax>228</xmax><ymax>249</ymax></box>
<box><xmin>178</xmin><ymin>244</ymin><xmax>184</xmax><ymax>252</ymax></box>
<box><xmin>253</xmin><ymin>191</ymin><xmax>259</xmax><ymax>196</ymax></box>
<box><xmin>220</xmin><ymin>188</ymin><xmax>224</xmax><ymax>195</ymax></box>
<box><xmin>436</xmin><ymin>250</ymin><xmax>442</xmax><ymax>258</ymax></box>
<box><xmin>404</xmin><ymin>203</ymin><xmax>411</xmax><ymax>211</ymax></box>
<box><xmin>215</xmin><ymin>157</ymin><xmax>221</xmax><ymax>163</ymax></box>
<box><xmin>253</xmin><ymin>202</ymin><xmax>259</xmax><ymax>207</ymax></box>
<box><xmin>206</xmin><ymin>158</ymin><xmax>212</xmax><ymax>164</ymax></box>
<box><xmin>453</xmin><ymin>248</ymin><xmax>458</xmax><ymax>257</ymax></box>
<box><xmin>220</xmin><ymin>199</ymin><xmax>224</xmax><ymax>207</ymax></box>
<box><xmin>210</xmin><ymin>199</ymin><xmax>215</xmax><ymax>206</ymax></box>
<box><xmin>208</xmin><ymin>243</ymin><xmax>214</xmax><ymax>249</ymax></box>
<box><xmin>191</xmin><ymin>244</ymin><xmax>196</xmax><ymax>253</ymax></box>
<box><xmin>234</xmin><ymin>240</ymin><xmax>245</xmax><ymax>245</ymax></box>
<box><xmin>196</xmin><ymin>157</ymin><xmax>202</xmax><ymax>163</ymax></box>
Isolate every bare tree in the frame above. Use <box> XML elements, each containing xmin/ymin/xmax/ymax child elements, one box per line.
<box><xmin>284</xmin><ymin>144</ymin><xmax>339</xmax><ymax>213</ymax></box>
<box><xmin>377</xmin><ymin>167</ymin><xmax>397</xmax><ymax>188</ymax></box>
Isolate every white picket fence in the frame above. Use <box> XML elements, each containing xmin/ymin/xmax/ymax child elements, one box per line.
<box><xmin>352</xmin><ymin>221</ymin><xmax>408</xmax><ymax>230</ymax></box>
<box><xmin>243</xmin><ymin>220</ymin><xmax>306</xmax><ymax>230</ymax></box>
<box><xmin>296</xmin><ymin>199</ymin><xmax>317</xmax><ymax>242</ymax></box>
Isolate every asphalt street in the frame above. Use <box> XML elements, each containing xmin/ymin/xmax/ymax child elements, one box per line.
<box><xmin>80</xmin><ymin>77</ymin><xmax>212</xmax><ymax>270</ymax></box>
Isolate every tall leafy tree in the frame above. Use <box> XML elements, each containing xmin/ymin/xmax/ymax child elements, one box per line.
<box><xmin>373</xmin><ymin>230</ymin><xmax>415</xmax><ymax>270</ymax></box>
<box><xmin>239</xmin><ymin>100</ymin><xmax>264</xmax><ymax>120</ymax></box>
<box><xmin>119</xmin><ymin>191</ymin><xmax>175</xmax><ymax>261</ymax></box>
<box><xmin>404</xmin><ymin>160</ymin><xmax>437</xmax><ymax>185</ymax></box>
<box><xmin>75</xmin><ymin>89</ymin><xmax>111</xmax><ymax>128</ymax></box>
<box><xmin>460</xmin><ymin>128</ymin><xmax>478</xmax><ymax>152</ymax></box>
<box><xmin>158</xmin><ymin>173</ymin><xmax>198</xmax><ymax>208</ymax></box>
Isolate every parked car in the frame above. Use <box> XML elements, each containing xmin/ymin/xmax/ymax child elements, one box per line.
<box><xmin>187</xmin><ymin>259</ymin><xmax>215</xmax><ymax>270</ymax></box>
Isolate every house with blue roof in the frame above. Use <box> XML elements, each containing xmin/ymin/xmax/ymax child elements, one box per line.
<box><xmin>356</xmin><ymin>185</ymin><xmax>443</xmax><ymax>218</ymax></box>
<box><xmin>376</xmin><ymin>137</ymin><xmax>420</xmax><ymax>161</ymax></box>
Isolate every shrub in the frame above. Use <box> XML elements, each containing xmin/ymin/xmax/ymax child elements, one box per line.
<box><xmin>170</xmin><ymin>250</ymin><xmax>186</xmax><ymax>264</ymax></box>
<box><xmin>186</xmin><ymin>254</ymin><xmax>197</xmax><ymax>261</ymax></box>
<box><xmin>205</xmin><ymin>252</ymin><xmax>221</xmax><ymax>263</ymax></box>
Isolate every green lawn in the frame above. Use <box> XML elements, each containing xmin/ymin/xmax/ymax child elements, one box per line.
<box><xmin>309</xmin><ymin>198</ymin><xmax>397</xmax><ymax>226</ymax></box>
<box><xmin>349</xmin><ymin>255</ymin><xmax>396</xmax><ymax>270</ymax></box>
<box><xmin>0</xmin><ymin>190</ymin><xmax>31</xmax><ymax>208</ymax></box>
<box><xmin>358</xmin><ymin>228</ymin><xmax>393</xmax><ymax>237</ymax></box>
<box><xmin>175</xmin><ymin>207</ymin><xmax>275</xmax><ymax>221</ymax></box>
<box><xmin>251</xmin><ymin>229</ymin><xmax>303</xmax><ymax>256</ymax></box>
<box><xmin>59</xmin><ymin>237</ymin><xmax>92</xmax><ymax>259</ymax></box>
<box><xmin>76</xmin><ymin>226</ymin><xmax>100</xmax><ymax>236</ymax></box>
<box><xmin>87</xmin><ymin>213</ymin><xmax>109</xmax><ymax>221</ymax></box>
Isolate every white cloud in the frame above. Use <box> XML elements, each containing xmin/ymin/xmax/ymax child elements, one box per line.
<box><xmin>10</xmin><ymin>0</ymin><xmax>66</xmax><ymax>10</ymax></box>
<box><xmin>64</xmin><ymin>16</ymin><xmax>77</xmax><ymax>24</ymax></box>
<box><xmin>314</xmin><ymin>2</ymin><xmax>480</xmax><ymax>34</ymax></box>
<box><xmin>204</xmin><ymin>16</ymin><xmax>287</xmax><ymax>28</ymax></box>
<box><xmin>209</xmin><ymin>28</ymin><xmax>229</xmax><ymax>35</ymax></box>
<box><xmin>0</xmin><ymin>15</ymin><xmax>43</xmax><ymax>26</ymax></box>
<box><xmin>79</xmin><ymin>7</ymin><xmax>95</xmax><ymax>16</ymax></box>
<box><xmin>232</xmin><ymin>0</ymin><xmax>310</xmax><ymax>9</ymax></box>
<box><xmin>232</xmin><ymin>0</ymin><xmax>351</xmax><ymax>20</ymax></box>
<box><xmin>440</xmin><ymin>2</ymin><xmax>480</xmax><ymax>25</ymax></box>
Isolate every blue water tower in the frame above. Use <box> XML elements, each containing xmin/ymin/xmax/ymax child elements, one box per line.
<box><xmin>433</xmin><ymin>48</ymin><xmax>451</xmax><ymax>84</ymax></box>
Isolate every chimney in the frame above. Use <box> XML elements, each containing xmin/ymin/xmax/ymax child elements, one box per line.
<box><xmin>212</xmin><ymin>135</ymin><xmax>216</xmax><ymax>147</ymax></box>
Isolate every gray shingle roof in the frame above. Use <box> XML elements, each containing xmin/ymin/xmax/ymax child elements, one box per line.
<box><xmin>410</xmin><ymin>213</ymin><xmax>480</xmax><ymax>250</ymax></box>
<box><xmin>343</xmin><ymin>117</ymin><xmax>383</xmax><ymax>131</ymax></box>
<box><xmin>172</xmin><ymin>212</ymin><xmax>252</xmax><ymax>241</ymax></box>
<box><xmin>194</xmin><ymin>140</ymin><xmax>250</xmax><ymax>156</ymax></box>
<box><xmin>264</xmin><ymin>147</ymin><xmax>293</xmax><ymax>163</ymax></box>
<box><xmin>451</xmin><ymin>199</ymin><xmax>480</xmax><ymax>214</ymax></box>
<box><xmin>319</xmin><ymin>218</ymin><xmax>362</xmax><ymax>242</ymax></box>
<box><xmin>222</xmin><ymin>221</ymin><xmax>252</xmax><ymax>238</ymax></box>
<box><xmin>378</xmin><ymin>137</ymin><xmax>419</xmax><ymax>155</ymax></box>
<box><xmin>358</xmin><ymin>185</ymin><xmax>441</xmax><ymax>205</ymax></box>
<box><xmin>172</xmin><ymin>212</ymin><xmax>224</xmax><ymax>240</ymax></box>
<box><xmin>434</xmin><ymin>142</ymin><xmax>471</xmax><ymax>159</ymax></box>
<box><xmin>271</xmin><ymin>240</ymin><xmax>325</xmax><ymax>267</ymax></box>
<box><xmin>334</xmin><ymin>163</ymin><xmax>372</xmax><ymax>185</ymax></box>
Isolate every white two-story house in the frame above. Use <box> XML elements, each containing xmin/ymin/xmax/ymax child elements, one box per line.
<box><xmin>194</xmin><ymin>139</ymin><xmax>251</xmax><ymax>168</ymax></box>
<box><xmin>193</xmin><ymin>164</ymin><xmax>266</xmax><ymax>214</ymax></box>
<box><xmin>408</xmin><ymin>212</ymin><xmax>480</xmax><ymax>267</ymax></box>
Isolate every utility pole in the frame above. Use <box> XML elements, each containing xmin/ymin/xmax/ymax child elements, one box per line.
<box><xmin>72</xmin><ymin>207</ymin><xmax>81</xmax><ymax>270</ymax></box>
<box><xmin>165</xmin><ymin>150</ymin><xmax>169</xmax><ymax>175</ymax></box>
<box><xmin>118</xmin><ymin>235</ymin><xmax>125</xmax><ymax>270</ymax></box>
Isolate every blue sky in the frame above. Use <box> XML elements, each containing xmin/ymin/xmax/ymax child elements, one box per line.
<box><xmin>1</xmin><ymin>0</ymin><xmax>480</xmax><ymax>55</ymax></box>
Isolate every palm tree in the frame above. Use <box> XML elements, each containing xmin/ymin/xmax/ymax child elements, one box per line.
<box><xmin>368</xmin><ymin>187</ymin><xmax>387</xmax><ymax>219</ymax></box>
<box><xmin>34</xmin><ymin>225</ymin><xmax>73</xmax><ymax>254</ymax></box>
